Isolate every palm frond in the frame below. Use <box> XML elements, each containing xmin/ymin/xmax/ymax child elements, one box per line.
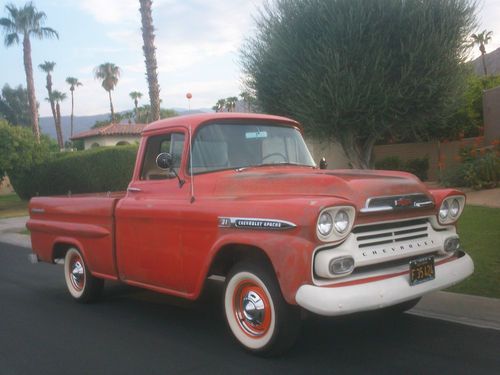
<box><xmin>4</xmin><ymin>32</ymin><xmax>19</xmax><ymax>46</ymax></box>
<box><xmin>32</xmin><ymin>27</ymin><xmax>58</xmax><ymax>40</ymax></box>
<box><xmin>38</xmin><ymin>60</ymin><xmax>56</xmax><ymax>72</ymax></box>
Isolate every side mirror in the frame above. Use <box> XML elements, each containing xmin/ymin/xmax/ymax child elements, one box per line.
<box><xmin>319</xmin><ymin>157</ymin><xmax>328</xmax><ymax>170</ymax></box>
<box><xmin>156</xmin><ymin>152</ymin><xmax>174</xmax><ymax>170</ymax></box>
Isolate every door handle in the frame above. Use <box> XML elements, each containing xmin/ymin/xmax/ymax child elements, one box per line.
<box><xmin>127</xmin><ymin>187</ymin><xmax>142</xmax><ymax>193</ymax></box>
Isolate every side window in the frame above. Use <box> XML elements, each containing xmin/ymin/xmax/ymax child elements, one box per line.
<box><xmin>140</xmin><ymin>132</ymin><xmax>185</xmax><ymax>180</ymax></box>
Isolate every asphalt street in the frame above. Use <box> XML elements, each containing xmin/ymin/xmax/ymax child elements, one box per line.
<box><xmin>1</xmin><ymin>243</ymin><xmax>499</xmax><ymax>375</ymax></box>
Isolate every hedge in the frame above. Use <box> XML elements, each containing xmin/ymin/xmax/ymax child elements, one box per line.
<box><xmin>10</xmin><ymin>145</ymin><xmax>138</xmax><ymax>199</ymax></box>
<box><xmin>374</xmin><ymin>156</ymin><xmax>429</xmax><ymax>181</ymax></box>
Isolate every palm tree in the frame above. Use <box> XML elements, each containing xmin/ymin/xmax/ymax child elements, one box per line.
<box><xmin>213</xmin><ymin>98</ymin><xmax>226</xmax><ymax>112</ymax></box>
<box><xmin>225</xmin><ymin>96</ymin><xmax>238</xmax><ymax>112</ymax></box>
<box><xmin>129</xmin><ymin>91</ymin><xmax>143</xmax><ymax>123</ymax></box>
<box><xmin>65</xmin><ymin>77</ymin><xmax>82</xmax><ymax>137</ymax></box>
<box><xmin>471</xmin><ymin>30</ymin><xmax>493</xmax><ymax>76</ymax></box>
<box><xmin>0</xmin><ymin>2</ymin><xmax>59</xmax><ymax>143</ymax></box>
<box><xmin>94</xmin><ymin>63</ymin><xmax>120</xmax><ymax>122</ymax></box>
<box><xmin>139</xmin><ymin>0</ymin><xmax>161</xmax><ymax>122</ymax></box>
<box><xmin>240</xmin><ymin>91</ymin><xmax>256</xmax><ymax>112</ymax></box>
<box><xmin>46</xmin><ymin>90</ymin><xmax>66</xmax><ymax>149</ymax></box>
<box><xmin>39</xmin><ymin>61</ymin><xmax>58</xmax><ymax>140</ymax></box>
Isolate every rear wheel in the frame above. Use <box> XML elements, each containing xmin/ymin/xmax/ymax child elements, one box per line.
<box><xmin>224</xmin><ymin>261</ymin><xmax>300</xmax><ymax>356</ymax></box>
<box><xmin>64</xmin><ymin>248</ymin><xmax>103</xmax><ymax>303</ymax></box>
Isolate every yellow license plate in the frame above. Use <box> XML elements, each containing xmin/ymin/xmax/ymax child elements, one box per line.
<box><xmin>409</xmin><ymin>256</ymin><xmax>435</xmax><ymax>286</ymax></box>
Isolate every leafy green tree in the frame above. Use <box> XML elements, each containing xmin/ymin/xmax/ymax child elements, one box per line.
<box><xmin>66</xmin><ymin>77</ymin><xmax>82</xmax><ymax>137</ymax></box>
<box><xmin>0</xmin><ymin>84</ymin><xmax>31</xmax><ymax>126</ymax></box>
<box><xmin>451</xmin><ymin>74</ymin><xmax>500</xmax><ymax>137</ymax></box>
<box><xmin>0</xmin><ymin>119</ymin><xmax>54</xmax><ymax>180</ymax></box>
<box><xmin>94</xmin><ymin>62</ymin><xmax>120</xmax><ymax>122</ymax></box>
<box><xmin>129</xmin><ymin>91</ymin><xmax>143</xmax><ymax>122</ymax></box>
<box><xmin>242</xmin><ymin>0</ymin><xmax>477</xmax><ymax>168</ymax></box>
<box><xmin>139</xmin><ymin>0</ymin><xmax>161</xmax><ymax>122</ymax></box>
<box><xmin>471</xmin><ymin>30</ymin><xmax>493</xmax><ymax>76</ymax></box>
<box><xmin>0</xmin><ymin>2</ymin><xmax>59</xmax><ymax>143</ymax></box>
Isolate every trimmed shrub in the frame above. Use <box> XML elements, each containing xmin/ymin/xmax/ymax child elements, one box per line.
<box><xmin>10</xmin><ymin>146</ymin><xmax>138</xmax><ymax>199</ymax></box>
<box><xmin>442</xmin><ymin>142</ymin><xmax>500</xmax><ymax>189</ymax></box>
<box><xmin>375</xmin><ymin>156</ymin><xmax>429</xmax><ymax>181</ymax></box>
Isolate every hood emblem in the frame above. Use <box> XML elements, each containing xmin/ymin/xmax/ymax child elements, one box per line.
<box><xmin>394</xmin><ymin>198</ymin><xmax>413</xmax><ymax>208</ymax></box>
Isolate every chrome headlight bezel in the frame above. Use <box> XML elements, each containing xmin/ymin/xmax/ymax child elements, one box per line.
<box><xmin>438</xmin><ymin>195</ymin><xmax>465</xmax><ymax>224</ymax></box>
<box><xmin>317</xmin><ymin>206</ymin><xmax>356</xmax><ymax>242</ymax></box>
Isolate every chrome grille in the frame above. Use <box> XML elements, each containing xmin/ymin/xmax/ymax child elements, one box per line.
<box><xmin>353</xmin><ymin>219</ymin><xmax>429</xmax><ymax>249</ymax></box>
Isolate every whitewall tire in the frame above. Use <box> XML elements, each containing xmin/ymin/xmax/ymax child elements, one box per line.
<box><xmin>224</xmin><ymin>261</ymin><xmax>300</xmax><ymax>356</ymax></box>
<box><xmin>64</xmin><ymin>248</ymin><xmax>103</xmax><ymax>303</ymax></box>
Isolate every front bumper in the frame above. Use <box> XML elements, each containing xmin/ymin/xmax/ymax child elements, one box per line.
<box><xmin>295</xmin><ymin>252</ymin><xmax>474</xmax><ymax>316</ymax></box>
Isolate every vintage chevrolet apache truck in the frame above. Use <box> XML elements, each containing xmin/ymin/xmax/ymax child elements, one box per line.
<box><xmin>28</xmin><ymin>113</ymin><xmax>474</xmax><ymax>355</ymax></box>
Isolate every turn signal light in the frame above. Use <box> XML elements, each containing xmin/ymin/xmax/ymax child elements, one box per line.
<box><xmin>329</xmin><ymin>256</ymin><xmax>355</xmax><ymax>276</ymax></box>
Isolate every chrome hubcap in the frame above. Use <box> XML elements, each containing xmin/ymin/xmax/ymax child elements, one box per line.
<box><xmin>70</xmin><ymin>260</ymin><xmax>84</xmax><ymax>289</ymax></box>
<box><xmin>242</xmin><ymin>291</ymin><xmax>265</xmax><ymax>326</ymax></box>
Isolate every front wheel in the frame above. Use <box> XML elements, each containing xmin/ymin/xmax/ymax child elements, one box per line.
<box><xmin>223</xmin><ymin>261</ymin><xmax>300</xmax><ymax>356</ymax></box>
<box><xmin>64</xmin><ymin>248</ymin><xmax>103</xmax><ymax>303</ymax></box>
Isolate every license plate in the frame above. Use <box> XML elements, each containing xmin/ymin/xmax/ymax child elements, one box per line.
<box><xmin>409</xmin><ymin>256</ymin><xmax>435</xmax><ymax>286</ymax></box>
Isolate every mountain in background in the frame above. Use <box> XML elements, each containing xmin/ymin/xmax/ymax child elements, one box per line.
<box><xmin>471</xmin><ymin>47</ymin><xmax>500</xmax><ymax>76</ymax></box>
<box><xmin>40</xmin><ymin>108</ymin><xmax>212</xmax><ymax>142</ymax></box>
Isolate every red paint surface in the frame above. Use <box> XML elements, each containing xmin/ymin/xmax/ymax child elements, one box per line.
<box><xmin>27</xmin><ymin>113</ymin><xmax>464</xmax><ymax>305</ymax></box>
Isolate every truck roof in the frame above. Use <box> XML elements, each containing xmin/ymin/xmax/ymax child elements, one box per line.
<box><xmin>143</xmin><ymin>112</ymin><xmax>302</xmax><ymax>135</ymax></box>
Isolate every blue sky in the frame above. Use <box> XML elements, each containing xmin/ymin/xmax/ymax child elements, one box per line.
<box><xmin>0</xmin><ymin>0</ymin><xmax>499</xmax><ymax>118</ymax></box>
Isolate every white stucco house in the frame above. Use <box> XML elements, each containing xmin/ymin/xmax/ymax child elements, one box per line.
<box><xmin>70</xmin><ymin>123</ymin><xmax>146</xmax><ymax>150</ymax></box>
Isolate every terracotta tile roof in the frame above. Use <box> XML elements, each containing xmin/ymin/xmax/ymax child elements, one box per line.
<box><xmin>70</xmin><ymin>123</ymin><xmax>147</xmax><ymax>140</ymax></box>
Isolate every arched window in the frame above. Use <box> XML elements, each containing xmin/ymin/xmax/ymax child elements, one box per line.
<box><xmin>91</xmin><ymin>142</ymin><xmax>100</xmax><ymax>148</ymax></box>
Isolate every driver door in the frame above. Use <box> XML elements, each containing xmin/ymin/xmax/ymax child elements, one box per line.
<box><xmin>115</xmin><ymin>129</ymin><xmax>189</xmax><ymax>292</ymax></box>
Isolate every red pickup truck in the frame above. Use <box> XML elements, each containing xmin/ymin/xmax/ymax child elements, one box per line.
<box><xmin>28</xmin><ymin>113</ymin><xmax>473</xmax><ymax>355</ymax></box>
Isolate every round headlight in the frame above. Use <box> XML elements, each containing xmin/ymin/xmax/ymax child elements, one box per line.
<box><xmin>318</xmin><ymin>212</ymin><xmax>333</xmax><ymax>236</ymax></box>
<box><xmin>439</xmin><ymin>200</ymin><xmax>449</xmax><ymax>220</ymax></box>
<box><xmin>334</xmin><ymin>210</ymin><xmax>349</xmax><ymax>233</ymax></box>
<box><xmin>450</xmin><ymin>199</ymin><xmax>460</xmax><ymax>218</ymax></box>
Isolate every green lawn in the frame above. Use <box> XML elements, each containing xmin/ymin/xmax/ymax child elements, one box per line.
<box><xmin>448</xmin><ymin>205</ymin><xmax>500</xmax><ymax>299</ymax></box>
<box><xmin>0</xmin><ymin>194</ymin><xmax>29</xmax><ymax>218</ymax></box>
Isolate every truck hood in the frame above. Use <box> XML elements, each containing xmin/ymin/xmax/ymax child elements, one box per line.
<box><xmin>214</xmin><ymin>167</ymin><xmax>431</xmax><ymax>208</ymax></box>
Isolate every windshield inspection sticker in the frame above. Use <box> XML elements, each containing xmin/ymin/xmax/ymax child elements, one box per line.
<box><xmin>245</xmin><ymin>131</ymin><xmax>268</xmax><ymax>139</ymax></box>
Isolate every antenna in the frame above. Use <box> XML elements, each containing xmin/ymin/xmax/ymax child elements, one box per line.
<box><xmin>189</xmin><ymin>124</ymin><xmax>195</xmax><ymax>203</ymax></box>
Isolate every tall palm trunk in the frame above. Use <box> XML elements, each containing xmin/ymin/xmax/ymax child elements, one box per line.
<box><xmin>22</xmin><ymin>35</ymin><xmax>40</xmax><ymax>143</ymax></box>
<box><xmin>70</xmin><ymin>89</ymin><xmax>75</xmax><ymax>137</ymax></box>
<box><xmin>45</xmin><ymin>73</ymin><xmax>63</xmax><ymax>148</ymax></box>
<box><xmin>481</xmin><ymin>53</ymin><xmax>488</xmax><ymax>76</ymax></box>
<box><xmin>108</xmin><ymin>90</ymin><xmax>115</xmax><ymax>122</ymax></box>
<box><xmin>140</xmin><ymin>0</ymin><xmax>161</xmax><ymax>122</ymax></box>
<box><xmin>55</xmin><ymin>101</ymin><xmax>63</xmax><ymax>149</ymax></box>
<box><xmin>134</xmin><ymin>99</ymin><xmax>139</xmax><ymax>123</ymax></box>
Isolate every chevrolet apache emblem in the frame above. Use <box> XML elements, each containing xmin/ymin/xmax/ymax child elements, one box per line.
<box><xmin>218</xmin><ymin>217</ymin><xmax>296</xmax><ymax>230</ymax></box>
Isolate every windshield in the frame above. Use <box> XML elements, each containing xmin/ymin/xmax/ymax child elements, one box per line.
<box><xmin>190</xmin><ymin>122</ymin><xmax>315</xmax><ymax>174</ymax></box>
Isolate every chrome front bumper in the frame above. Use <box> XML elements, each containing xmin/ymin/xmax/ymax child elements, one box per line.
<box><xmin>296</xmin><ymin>252</ymin><xmax>474</xmax><ymax>316</ymax></box>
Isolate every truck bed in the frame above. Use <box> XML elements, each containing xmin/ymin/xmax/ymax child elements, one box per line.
<box><xmin>27</xmin><ymin>192</ymin><xmax>125</xmax><ymax>280</ymax></box>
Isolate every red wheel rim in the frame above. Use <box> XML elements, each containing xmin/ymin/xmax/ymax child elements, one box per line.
<box><xmin>68</xmin><ymin>253</ymin><xmax>85</xmax><ymax>291</ymax></box>
<box><xmin>233</xmin><ymin>279</ymin><xmax>272</xmax><ymax>337</ymax></box>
